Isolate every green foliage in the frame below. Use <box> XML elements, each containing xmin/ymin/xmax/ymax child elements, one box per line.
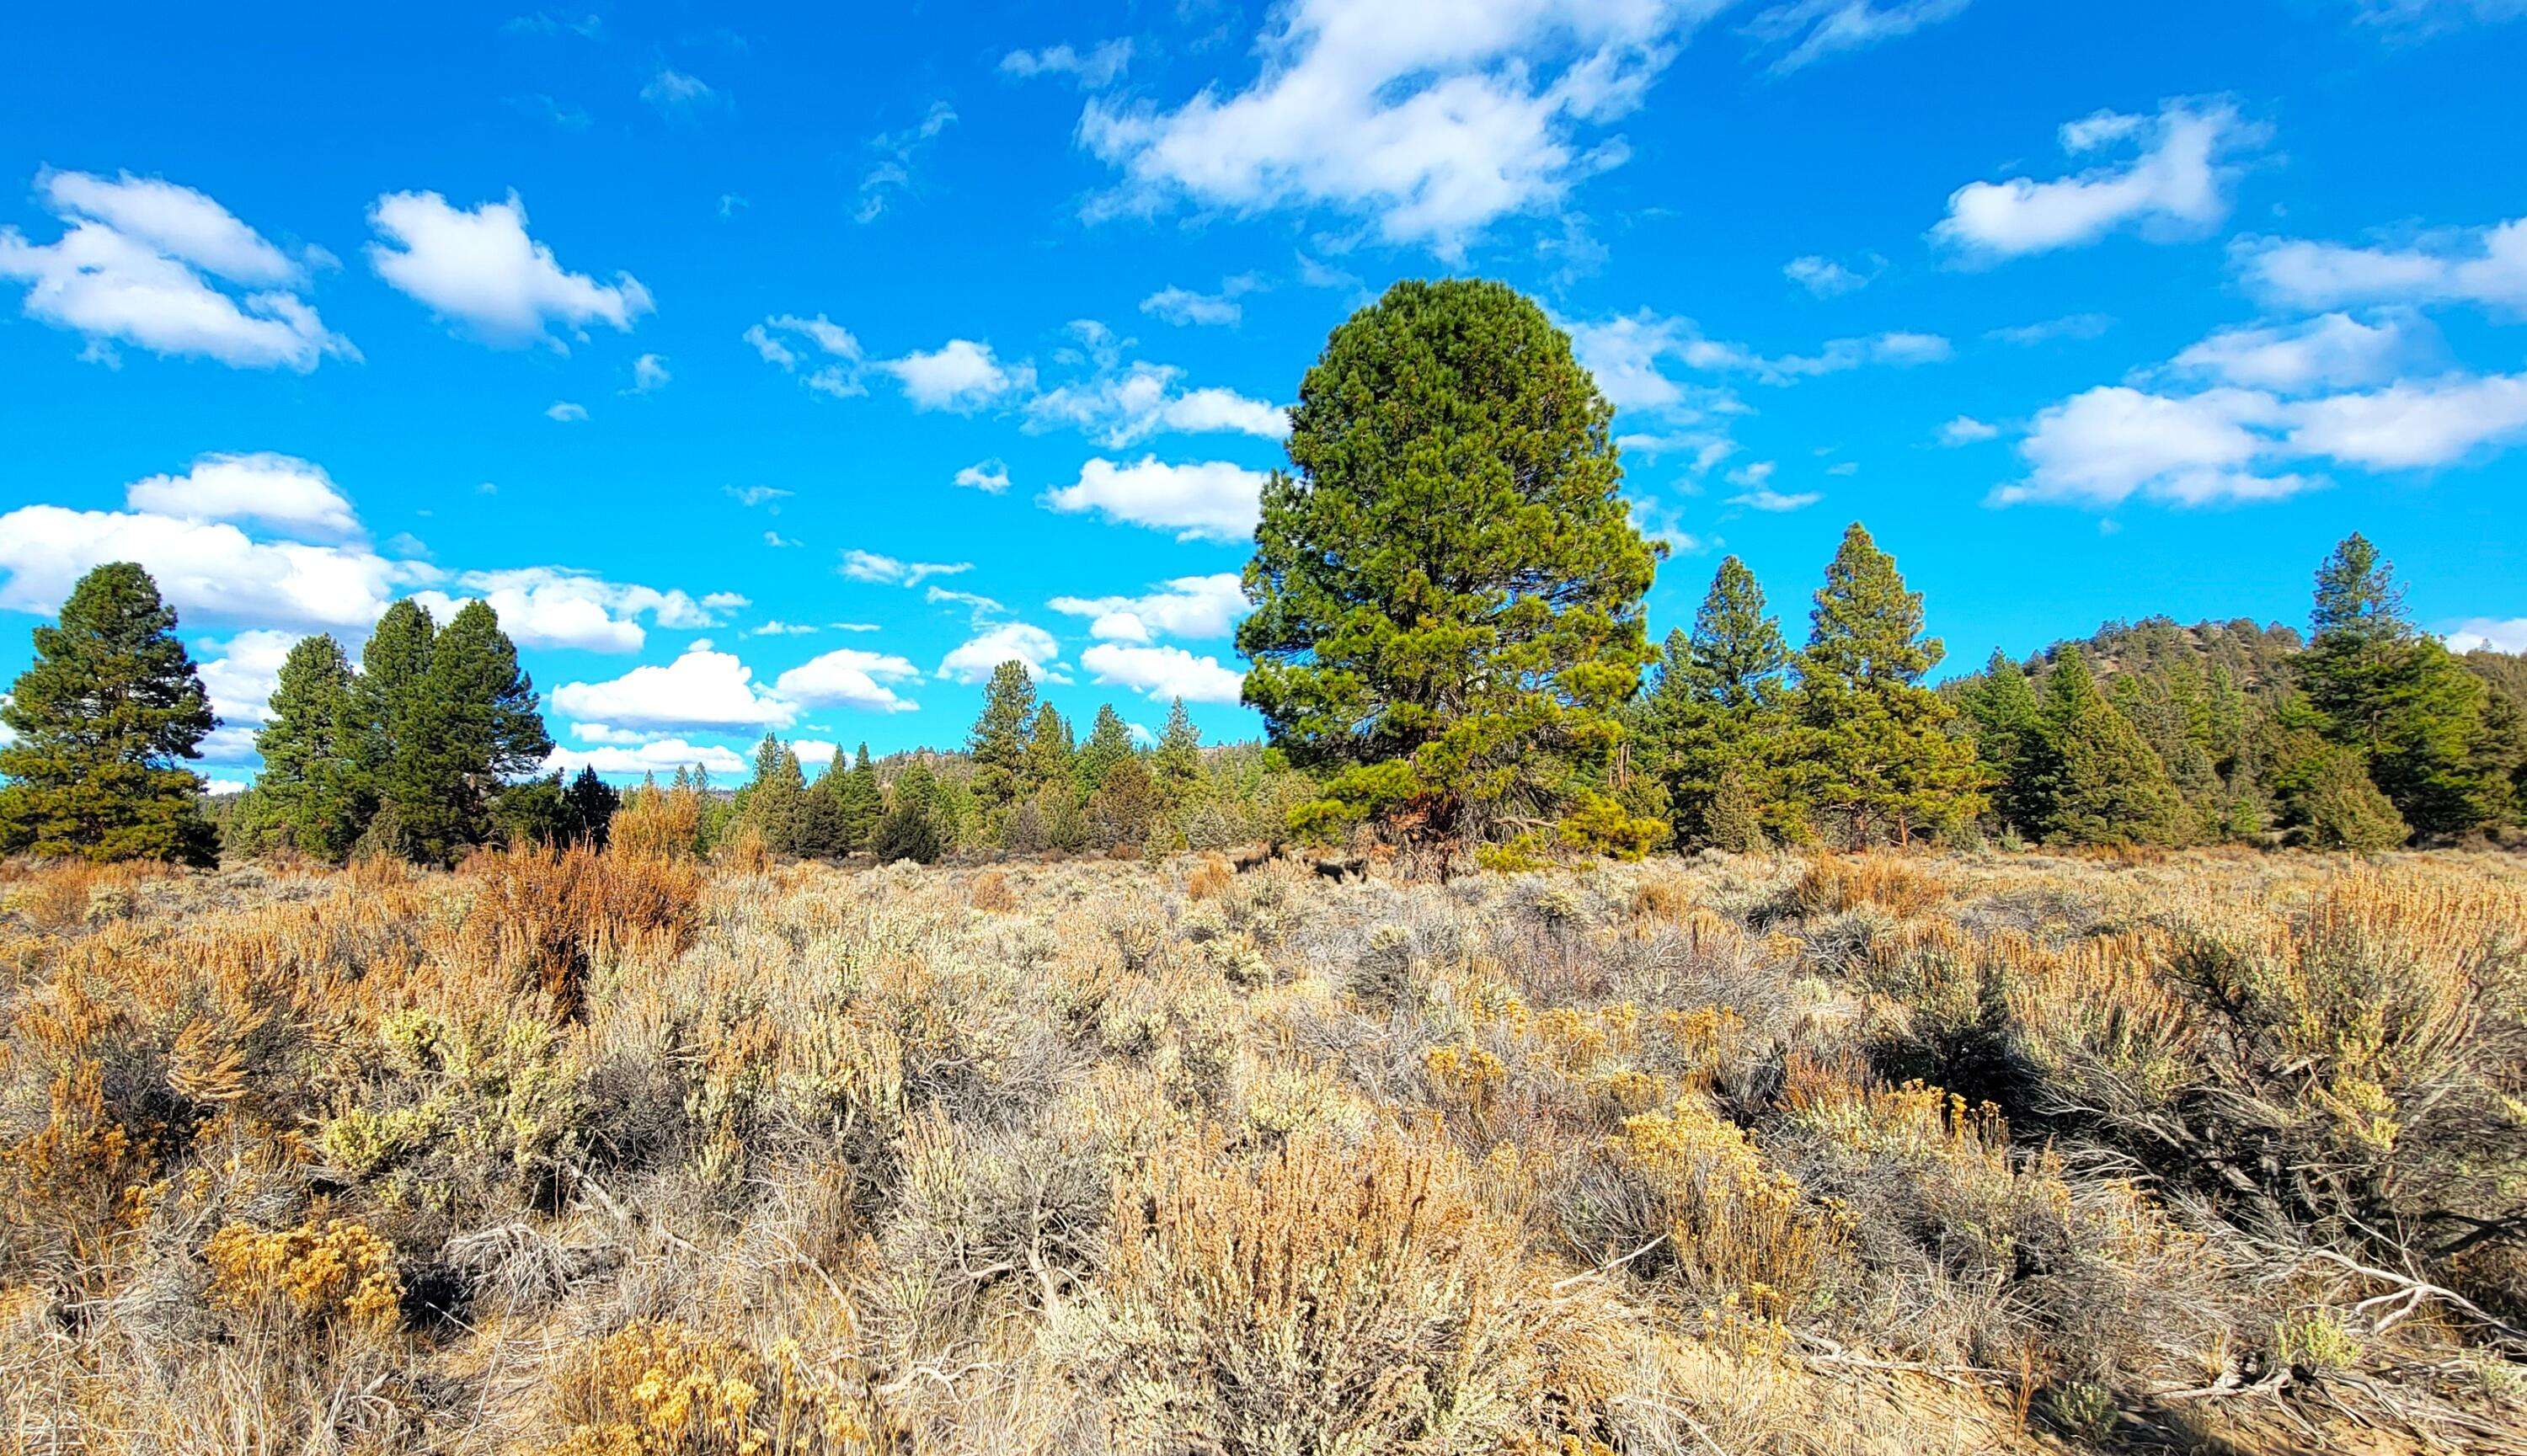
<box><xmin>1077</xmin><ymin>703</ymin><xmax>1135</xmax><ymax>797</ymax></box>
<box><xmin>1639</xmin><ymin>557</ymin><xmax>1790</xmax><ymax>848</ymax></box>
<box><xmin>1086</xmin><ymin>753</ymin><xmax>1163</xmax><ymax>851</ymax></box>
<box><xmin>2299</xmin><ymin>535</ymin><xmax>2500</xmax><ymax>840</ymax></box>
<box><xmin>0</xmin><ymin>562</ymin><xmax>216</xmax><ymax>864</ymax></box>
<box><xmin>1024</xmin><ymin>704</ymin><xmax>1075</xmax><ymax>795</ymax></box>
<box><xmin>835</xmin><ymin>744</ymin><xmax>883</xmax><ymax>853</ymax></box>
<box><xmin>563</xmin><ymin>766</ymin><xmax>621</xmax><ymax>847</ymax></box>
<box><xmin>2265</xmin><ymin>708</ymin><xmax>2411</xmax><ymax>851</ymax></box>
<box><xmin>366</xmin><ymin>600</ymin><xmax>551</xmax><ymax>864</ymax></box>
<box><xmin>1777</xmin><ymin>525</ymin><xmax>1985</xmax><ymax>845</ymax></box>
<box><xmin>968</xmin><ymin>660</ymin><xmax>1037</xmax><ymax>816</ymax></box>
<box><xmin>871</xmin><ymin>759</ymin><xmax>946</xmax><ymax>863</ymax></box>
<box><xmin>1238</xmin><ymin>278</ymin><xmax>1659</xmax><ymax>847</ymax></box>
<box><xmin>735</xmin><ymin>733</ymin><xmax>809</xmax><ymax>855</ymax></box>
<box><xmin>1957</xmin><ymin>648</ymin><xmax>2046</xmax><ymax>839</ymax></box>
<box><xmin>2032</xmin><ymin>649</ymin><xmax>2194</xmax><ymax>847</ymax></box>
<box><xmin>1152</xmin><ymin>696</ymin><xmax>1202</xmax><ymax>805</ymax></box>
<box><xmin>250</xmin><ymin>633</ymin><xmax>369</xmax><ymax>861</ymax></box>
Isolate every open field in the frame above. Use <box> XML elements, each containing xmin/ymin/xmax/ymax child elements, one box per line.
<box><xmin>1</xmin><ymin>846</ymin><xmax>2523</xmax><ymax>1454</ymax></box>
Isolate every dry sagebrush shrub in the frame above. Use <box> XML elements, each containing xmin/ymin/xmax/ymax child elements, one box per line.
<box><xmin>1080</xmin><ymin>1126</ymin><xmax>1627</xmax><ymax>1455</ymax></box>
<box><xmin>1606</xmin><ymin>1095</ymin><xmax>1829</xmax><ymax>1323</ymax></box>
<box><xmin>1185</xmin><ymin>853</ymin><xmax>1234</xmax><ymax>902</ymax></box>
<box><xmin>462</xmin><ymin>841</ymin><xmax>704</xmax><ymax>1015</ymax></box>
<box><xmin>967</xmin><ymin>868</ymin><xmax>1015</xmax><ymax>912</ymax></box>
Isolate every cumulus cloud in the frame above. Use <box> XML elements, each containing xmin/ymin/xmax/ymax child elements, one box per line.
<box><xmin>1727</xmin><ymin>486</ymin><xmax>1822</xmax><ymax>512</ymax></box>
<box><xmin>0</xmin><ymin>168</ymin><xmax>351</xmax><ymax>370</ymax></box>
<box><xmin>839</xmin><ymin>550</ymin><xmax>970</xmax><ymax>587</ymax></box>
<box><xmin>1141</xmin><ymin>275</ymin><xmax>1263</xmax><ymax>326</ymax></box>
<box><xmin>367</xmin><ymin>189</ymin><xmax>653</xmax><ymax>347</ymax></box>
<box><xmin>2169</xmin><ymin>311</ymin><xmax>2426</xmax><ymax>393</ymax></box>
<box><xmin>552</xmin><ymin>643</ymin><xmax>795</xmax><ymax>732</ymax></box>
<box><xmin>0</xmin><ymin>504</ymin><xmax>406</xmax><ymax>630</ymax></box>
<box><xmin>938</xmin><ymin>621</ymin><xmax>1064</xmax><ymax>684</ymax></box>
<box><xmin>546</xmin><ymin>401</ymin><xmax>589</xmax><ymax>422</ymax></box>
<box><xmin>2001</xmin><ymin>369</ymin><xmax>2527</xmax><ymax>509</ymax></box>
<box><xmin>1077</xmin><ymin>0</ymin><xmax>1725</xmax><ymax>252</ymax></box>
<box><xmin>1040</xmin><ymin>457</ymin><xmax>1268</xmax><ymax>541</ymax></box>
<box><xmin>126</xmin><ymin>452</ymin><xmax>361</xmax><ymax>539</ymax></box>
<box><xmin>2236</xmin><ymin>215</ymin><xmax>2527</xmax><ymax>316</ymax></box>
<box><xmin>1938</xmin><ymin>414</ymin><xmax>2000</xmax><ymax>445</ymax></box>
<box><xmin>1934</xmin><ymin>99</ymin><xmax>2263</xmax><ymax>259</ymax></box>
<box><xmin>882</xmin><ymin>338</ymin><xmax>1024</xmax><ymax>410</ymax></box>
<box><xmin>1080</xmin><ymin>643</ymin><xmax>1246</xmax><ymax>705</ymax></box>
<box><xmin>640</xmin><ymin>68</ymin><xmax>719</xmax><ymax>115</ymax></box>
<box><xmin>773</xmin><ymin>648</ymin><xmax>922</xmax><ymax>713</ymax></box>
<box><xmin>545</xmin><ymin>737</ymin><xmax>750</xmax><ymax>778</ymax></box>
<box><xmin>1782</xmin><ymin>253</ymin><xmax>1877</xmax><ymax>296</ymax></box>
<box><xmin>628</xmin><ymin>353</ymin><xmax>671</xmax><ymax>392</ymax></box>
<box><xmin>412</xmin><ymin>567</ymin><xmax>738</xmax><ymax>653</ymax></box>
<box><xmin>2444</xmin><ymin>617</ymin><xmax>2527</xmax><ymax>654</ymax></box>
<box><xmin>954</xmin><ymin>461</ymin><xmax>1011</xmax><ymax>493</ymax></box>
<box><xmin>195</xmin><ymin>629</ymin><xmax>302</xmax><ymax>732</ymax></box>
<box><xmin>1025</xmin><ymin>359</ymin><xmax>1286</xmax><ymax>446</ymax></box>
<box><xmin>1050</xmin><ymin>573</ymin><xmax>1246</xmax><ymax>643</ymax></box>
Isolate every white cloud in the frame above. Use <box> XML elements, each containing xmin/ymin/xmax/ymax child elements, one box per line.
<box><xmin>1041</xmin><ymin>457</ymin><xmax>1267</xmax><ymax>541</ymax></box>
<box><xmin>1025</xmin><ymin>357</ymin><xmax>1287</xmax><ymax>446</ymax></box>
<box><xmin>773</xmin><ymin>648</ymin><xmax>922</xmax><ymax>713</ymax></box>
<box><xmin>883</xmin><ymin>338</ymin><xmax>1022</xmax><ymax>410</ymax></box>
<box><xmin>629</xmin><ymin>353</ymin><xmax>671</xmax><ymax>392</ymax></box>
<box><xmin>938</xmin><ymin>621</ymin><xmax>1064</xmax><ymax>684</ymax></box>
<box><xmin>1141</xmin><ymin>276</ymin><xmax>1261</xmax><ymax>326</ymax></box>
<box><xmin>2169</xmin><ymin>311</ymin><xmax>2424</xmax><ymax>393</ymax></box>
<box><xmin>367</xmin><ymin>189</ymin><xmax>653</xmax><ymax>347</ymax></box>
<box><xmin>126</xmin><ymin>452</ymin><xmax>361</xmax><ymax>540</ymax></box>
<box><xmin>553</xmin><ymin>643</ymin><xmax>796</xmax><ymax>731</ymax></box>
<box><xmin>2344</xmin><ymin>1</ymin><xmax>2527</xmax><ymax>30</ymax></box>
<box><xmin>412</xmin><ymin>567</ymin><xmax>737</xmax><ymax>653</ymax></box>
<box><xmin>857</xmin><ymin>101</ymin><xmax>957</xmax><ymax>224</ymax></box>
<box><xmin>745</xmin><ymin>313</ymin><xmax>864</xmax><ymax>398</ymax></box>
<box><xmin>1081</xmin><ymin>643</ymin><xmax>1246</xmax><ymax>705</ymax></box>
<box><xmin>0</xmin><ymin>169</ymin><xmax>351</xmax><ymax>370</ymax></box>
<box><xmin>1727</xmin><ymin>487</ymin><xmax>1821</xmax><ymax>512</ymax></box>
<box><xmin>1744</xmin><ymin>0</ymin><xmax>1972</xmax><ymax>72</ymax></box>
<box><xmin>2285</xmin><ymin>373</ymin><xmax>2527</xmax><ymax>469</ymax></box>
<box><xmin>195</xmin><ymin>628</ymin><xmax>301</xmax><ymax>730</ymax></box>
<box><xmin>840</xmin><ymin>550</ymin><xmax>970</xmax><ymax>587</ymax></box>
<box><xmin>794</xmin><ymin>739</ymin><xmax>841</xmax><ymax>770</ymax></box>
<box><xmin>1938</xmin><ymin>414</ymin><xmax>2000</xmax><ymax>445</ymax></box>
<box><xmin>1050</xmin><ymin>573</ymin><xmax>1247</xmax><ymax>643</ymax></box>
<box><xmin>641</xmin><ymin>68</ymin><xmax>719</xmax><ymax>114</ymax></box>
<box><xmin>1987</xmin><ymin>312</ymin><xmax>2117</xmax><ymax>345</ymax></box>
<box><xmin>2444</xmin><ymin>617</ymin><xmax>2527</xmax><ymax>654</ymax></box>
<box><xmin>1568</xmin><ymin>309</ymin><xmax>1950</xmax><ymax>395</ymax></box>
<box><xmin>2236</xmin><ymin>216</ymin><xmax>2527</xmax><ymax>316</ymax></box>
<box><xmin>545</xmin><ymin>737</ymin><xmax>751</xmax><ymax>779</ymax></box>
<box><xmin>1934</xmin><ymin>99</ymin><xmax>2262</xmax><ymax>259</ymax></box>
<box><xmin>0</xmin><ymin>504</ymin><xmax>405</xmax><ymax>630</ymax></box>
<box><xmin>1782</xmin><ymin>253</ymin><xmax>1876</xmax><ymax>296</ymax></box>
<box><xmin>954</xmin><ymin>460</ymin><xmax>1011</xmax><ymax>493</ymax></box>
<box><xmin>725</xmin><ymin>484</ymin><xmax>793</xmax><ymax>508</ymax></box>
<box><xmin>1077</xmin><ymin>0</ymin><xmax>1725</xmax><ymax>252</ymax></box>
<box><xmin>546</xmin><ymin>400</ymin><xmax>589</xmax><ymax>422</ymax></box>
<box><xmin>1000</xmin><ymin>39</ymin><xmax>1134</xmax><ymax>87</ymax></box>
<box><xmin>2001</xmin><ymin>385</ymin><xmax>2306</xmax><ymax>508</ymax></box>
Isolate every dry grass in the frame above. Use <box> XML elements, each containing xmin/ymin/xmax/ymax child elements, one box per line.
<box><xmin>0</xmin><ymin>845</ymin><xmax>2520</xmax><ymax>1454</ymax></box>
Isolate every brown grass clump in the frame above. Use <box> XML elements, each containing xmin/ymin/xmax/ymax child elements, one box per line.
<box><xmin>1185</xmin><ymin>853</ymin><xmax>1234</xmax><ymax>901</ymax></box>
<box><xmin>461</xmin><ymin>841</ymin><xmax>704</xmax><ymax>1015</ymax></box>
<box><xmin>967</xmin><ymin>868</ymin><xmax>1016</xmax><ymax>912</ymax></box>
<box><xmin>1082</xmin><ymin>1125</ymin><xmax>1627</xmax><ymax>1453</ymax></box>
<box><xmin>1787</xmin><ymin>853</ymin><xmax>1947</xmax><ymax>920</ymax></box>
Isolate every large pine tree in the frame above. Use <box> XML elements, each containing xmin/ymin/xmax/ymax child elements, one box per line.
<box><xmin>1957</xmin><ymin>648</ymin><xmax>2045</xmax><ymax>839</ymax></box>
<box><xmin>968</xmin><ymin>660</ymin><xmax>1037</xmax><ymax>817</ymax></box>
<box><xmin>1641</xmin><ymin>557</ymin><xmax>1790</xmax><ymax>847</ymax></box>
<box><xmin>1075</xmin><ymin>703</ymin><xmax>1135</xmax><ymax>797</ymax></box>
<box><xmin>1237</xmin><ymin>278</ymin><xmax>1659</xmax><ymax>846</ymax></box>
<box><xmin>0</xmin><ymin>563</ymin><xmax>217</xmax><ymax>864</ymax></box>
<box><xmin>1779</xmin><ymin>525</ymin><xmax>1985</xmax><ymax>845</ymax></box>
<box><xmin>2297</xmin><ymin>535</ymin><xmax>2499</xmax><ymax>839</ymax></box>
<box><xmin>252</xmin><ymin>633</ymin><xmax>369</xmax><ymax>861</ymax></box>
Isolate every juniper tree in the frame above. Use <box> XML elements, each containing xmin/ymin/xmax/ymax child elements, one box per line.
<box><xmin>251</xmin><ymin>633</ymin><xmax>368</xmax><ymax>861</ymax></box>
<box><xmin>1024</xmin><ymin>705</ymin><xmax>1075</xmax><ymax>792</ymax></box>
<box><xmin>871</xmin><ymin>758</ymin><xmax>944</xmax><ymax>863</ymax></box>
<box><xmin>1237</xmin><ymin>278</ymin><xmax>1659</xmax><ymax>847</ymax></box>
<box><xmin>835</xmin><ymin>744</ymin><xmax>884</xmax><ymax>853</ymax></box>
<box><xmin>0</xmin><ymin>563</ymin><xmax>217</xmax><ymax>864</ymax></box>
<box><xmin>739</xmin><ymin>733</ymin><xmax>809</xmax><ymax>854</ymax></box>
<box><xmin>2033</xmin><ymin>648</ymin><xmax>2193</xmax><ymax>847</ymax></box>
<box><xmin>1956</xmin><ymin>649</ymin><xmax>2045</xmax><ymax>838</ymax></box>
<box><xmin>1779</xmin><ymin>525</ymin><xmax>1985</xmax><ymax>845</ymax></box>
<box><xmin>1152</xmin><ymin>697</ymin><xmax>1202</xmax><ymax>805</ymax></box>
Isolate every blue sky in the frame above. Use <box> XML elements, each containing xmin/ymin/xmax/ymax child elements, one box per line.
<box><xmin>3</xmin><ymin>0</ymin><xmax>2524</xmax><ymax>786</ymax></box>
